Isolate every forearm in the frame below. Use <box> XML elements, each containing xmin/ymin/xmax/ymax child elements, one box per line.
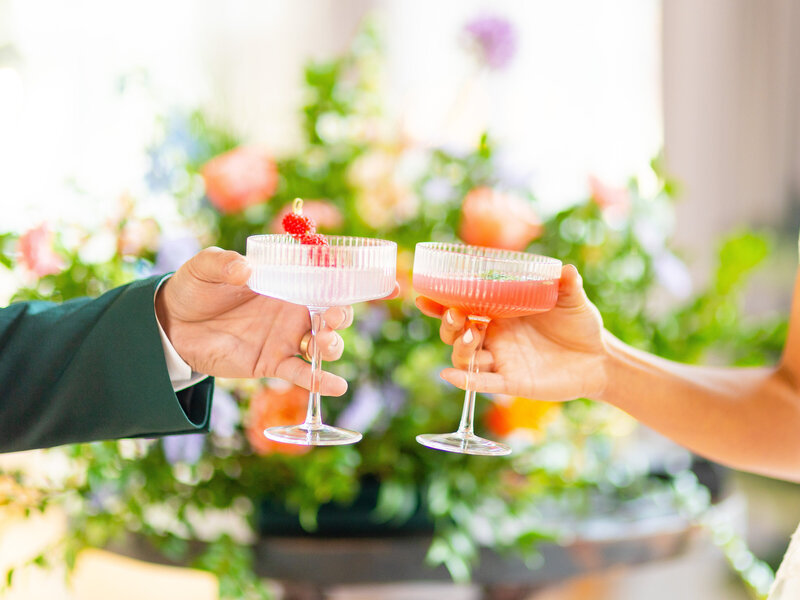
<box><xmin>0</xmin><ymin>277</ymin><xmax>212</xmax><ymax>452</ymax></box>
<box><xmin>600</xmin><ymin>331</ymin><xmax>800</xmax><ymax>481</ymax></box>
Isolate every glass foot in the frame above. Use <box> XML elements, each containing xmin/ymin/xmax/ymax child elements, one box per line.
<box><xmin>264</xmin><ymin>424</ymin><xmax>362</xmax><ymax>446</ymax></box>
<box><xmin>416</xmin><ymin>432</ymin><xmax>511</xmax><ymax>456</ymax></box>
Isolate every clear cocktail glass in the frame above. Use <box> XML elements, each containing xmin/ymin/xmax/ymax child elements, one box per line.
<box><xmin>247</xmin><ymin>234</ymin><xmax>397</xmax><ymax>445</ymax></box>
<box><xmin>413</xmin><ymin>242</ymin><xmax>562</xmax><ymax>456</ymax></box>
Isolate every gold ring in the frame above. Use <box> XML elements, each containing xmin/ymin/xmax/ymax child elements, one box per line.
<box><xmin>299</xmin><ymin>331</ymin><xmax>313</xmax><ymax>362</ymax></box>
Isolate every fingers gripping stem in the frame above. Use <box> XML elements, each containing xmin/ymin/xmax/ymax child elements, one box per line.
<box><xmin>305</xmin><ymin>308</ymin><xmax>326</xmax><ymax>429</ymax></box>
<box><xmin>457</xmin><ymin>317</ymin><xmax>490</xmax><ymax>435</ymax></box>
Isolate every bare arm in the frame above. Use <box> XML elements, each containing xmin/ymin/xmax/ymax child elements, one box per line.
<box><xmin>602</xmin><ymin>332</ymin><xmax>800</xmax><ymax>481</ymax></box>
<box><xmin>422</xmin><ymin>265</ymin><xmax>800</xmax><ymax>482</ymax></box>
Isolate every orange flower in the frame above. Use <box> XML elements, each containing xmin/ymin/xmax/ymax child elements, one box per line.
<box><xmin>485</xmin><ymin>396</ymin><xmax>561</xmax><ymax>439</ymax></box>
<box><xmin>588</xmin><ymin>175</ymin><xmax>630</xmax><ymax>212</ymax></box>
<box><xmin>270</xmin><ymin>200</ymin><xmax>343</xmax><ymax>233</ymax></box>
<box><xmin>201</xmin><ymin>147</ymin><xmax>278</xmax><ymax>214</ymax></box>
<box><xmin>17</xmin><ymin>224</ymin><xmax>65</xmax><ymax>277</ymax></box>
<box><xmin>459</xmin><ymin>187</ymin><xmax>542</xmax><ymax>251</ymax></box>
<box><xmin>246</xmin><ymin>383</ymin><xmax>310</xmax><ymax>456</ymax></box>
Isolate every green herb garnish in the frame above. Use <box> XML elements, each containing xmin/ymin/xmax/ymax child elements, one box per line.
<box><xmin>481</xmin><ymin>270</ymin><xmax>519</xmax><ymax>281</ymax></box>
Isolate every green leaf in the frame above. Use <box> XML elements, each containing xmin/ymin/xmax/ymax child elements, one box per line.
<box><xmin>444</xmin><ymin>555</ymin><xmax>471</xmax><ymax>583</ymax></box>
<box><xmin>715</xmin><ymin>232</ymin><xmax>770</xmax><ymax>294</ymax></box>
<box><xmin>479</xmin><ymin>270</ymin><xmax>526</xmax><ymax>281</ymax></box>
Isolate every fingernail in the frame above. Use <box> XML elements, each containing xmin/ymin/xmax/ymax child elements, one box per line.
<box><xmin>445</xmin><ymin>310</ymin><xmax>455</xmax><ymax>325</ymax></box>
<box><xmin>462</xmin><ymin>329</ymin><xmax>474</xmax><ymax>344</ymax></box>
<box><xmin>328</xmin><ymin>336</ymin><xmax>339</xmax><ymax>350</ymax></box>
<box><xmin>226</xmin><ymin>260</ymin><xmax>246</xmax><ymax>276</ymax></box>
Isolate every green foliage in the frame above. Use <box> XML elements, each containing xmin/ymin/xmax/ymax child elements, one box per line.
<box><xmin>193</xmin><ymin>538</ymin><xmax>272</xmax><ymax>600</ymax></box>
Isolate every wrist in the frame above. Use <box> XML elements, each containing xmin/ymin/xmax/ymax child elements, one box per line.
<box><xmin>595</xmin><ymin>329</ymin><xmax>623</xmax><ymax>404</ymax></box>
<box><xmin>154</xmin><ymin>280</ymin><xmax>199</xmax><ymax>372</ymax></box>
<box><xmin>597</xmin><ymin>328</ymin><xmax>648</xmax><ymax>409</ymax></box>
<box><xmin>155</xmin><ymin>277</ymin><xmax>194</xmax><ymax>369</ymax></box>
<box><xmin>154</xmin><ymin>279</ymin><xmax>173</xmax><ymax>339</ymax></box>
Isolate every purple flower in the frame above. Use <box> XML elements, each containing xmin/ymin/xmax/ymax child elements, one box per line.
<box><xmin>336</xmin><ymin>382</ymin><xmax>383</xmax><ymax>433</ymax></box>
<box><xmin>654</xmin><ymin>252</ymin><xmax>692</xmax><ymax>300</ymax></box>
<box><xmin>210</xmin><ymin>388</ymin><xmax>240</xmax><ymax>438</ymax></box>
<box><xmin>152</xmin><ymin>234</ymin><xmax>201</xmax><ymax>275</ymax></box>
<box><xmin>422</xmin><ymin>177</ymin><xmax>456</xmax><ymax>205</ymax></box>
<box><xmin>357</xmin><ymin>305</ymin><xmax>389</xmax><ymax>338</ymax></box>
<box><xmin>464</xmin><ymin>15</ymin><xmax>518</xmax><ymax>70</ymax></box>
<box><xmin>494</xmin><ymin>150</ymin><xmax>536</xmax><ymax>190</ymax></box>
<box><xmin>162</xmin><ymin>433</ymin><xmax>205</xmax><ymax>465</ymax></box>
<box><xmin>337</xmin><ymin>382</ymin><xmax>408</xmax><ymax>435</ymax></box>
<box><xmin>381</xmin><ymin>383</ymin><xmax>407</xmax><ymax>417</ymax></box>
<box><xmin>88</xmin><ymin>483</ymin><xmax>119</xmax><ymax>513</ymax></box>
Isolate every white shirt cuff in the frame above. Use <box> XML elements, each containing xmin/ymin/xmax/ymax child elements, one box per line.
<box><xmin>154</xmin><ymin>277</ymin><xmax>209</xmax><ymax>392</ymax></box>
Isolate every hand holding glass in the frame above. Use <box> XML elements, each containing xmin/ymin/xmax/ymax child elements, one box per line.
<box><xmin>247</xmin><ymin>234</ymin><xmax>396</xmax><ymax>445</ymax></box>
<box><xmin>413</xmin><ymin>242</ymin><xmax>561</xmax><ymax>456</ymax></box>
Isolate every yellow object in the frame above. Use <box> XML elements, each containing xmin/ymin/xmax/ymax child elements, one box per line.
<box><xmin>486</xmin><ymin>395</ymin><xmax>562</xmax><ymax>439</ymax></box>
<box><xmin>72</xmin><ymin>548</ymin><xmax>218</xmax><ymax>600</ymax></box>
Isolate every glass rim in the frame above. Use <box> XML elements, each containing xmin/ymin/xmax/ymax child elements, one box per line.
<box><xmin>414</xmin><ymin>241</ymin><xmax>561</xmax><ymax>266</ymax></box>
<box><xmin>247</xmin><ymin>234</ymin><xmax>397</xmax><ymax>250</ymax></box>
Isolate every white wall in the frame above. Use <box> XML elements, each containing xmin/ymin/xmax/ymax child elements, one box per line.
<box><xmin>0</xmin><ymin>0</ymin><xmax>662</xmax><ymax>229</ymax></box>
<box><xmin>381</xmin><ymin>0</ymin><xmax>662</xmax><ymax>212</ymax></box>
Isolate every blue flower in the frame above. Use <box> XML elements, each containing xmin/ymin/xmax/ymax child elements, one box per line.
<box><xmin>145</xmin><ymin>111</ymin><xmax>203</xmax><ymax>192</ymax></box>
<box><xmin>464</xmin><ymin>15</ymin><xmax>518</xmax><ymax>70</ymax></box>
<box><xmin>162</xmin><ymin>433</ymin><xmax>205</xmax><ymax>465</ymax></box>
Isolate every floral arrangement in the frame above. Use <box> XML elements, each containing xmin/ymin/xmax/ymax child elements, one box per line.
<box><xmin>0</xmin><ymin>17</ymin><xmax>785</xmax><ymax>600</ymax></box>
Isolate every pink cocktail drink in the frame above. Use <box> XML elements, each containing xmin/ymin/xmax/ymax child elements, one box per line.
<box><xmin>413</xmin><ymin>273</ymin><xmax>558</xmax><ymax>319</ymax></box>
<box><xmin>412</xmin><ymin>242</ymin><xmax>562</xmax><ymax>457</ymax></box>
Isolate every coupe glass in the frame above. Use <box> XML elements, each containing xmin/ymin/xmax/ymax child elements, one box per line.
<box><xmin>413</xmin><ymin>242</ymin><xmax>562</xmax><ymax>456</ymax></box>
<box><xmin>247</xmin><ymin>234</ymin><xmax>397</xmax><ymax>445</ymax></box>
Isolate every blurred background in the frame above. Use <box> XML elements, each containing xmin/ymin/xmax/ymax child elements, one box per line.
<box><xmin>1</xmin><ymin>1</ymin><xmax>799</xmax><ymax>599</ymax></box>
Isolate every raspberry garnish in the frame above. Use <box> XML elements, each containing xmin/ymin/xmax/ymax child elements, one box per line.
<box><xmin>300</xmin><ymin>232</ymin><xmax>328</xmax><ymax>246</ymax></box>
<box><xmin>282</xmin><ymin>197</ymin><xmax>331</xmax><ymax>254</ymax></box>
<box><xmin>282</xmin><ymin>198</ymin><xmax>315</xmax><ymax>239</ymax></box>
<box><xmin>282</xmin><ymin>212</ymin><xmax>315</xmax><ymax>237</ymax></box>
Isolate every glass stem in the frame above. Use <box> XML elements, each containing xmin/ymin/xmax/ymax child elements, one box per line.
<box><xmin>457</xmin><ymin>316</ymin><xmax>491</xmax><ymax>436</ymax></box>
<box><xmin>304</xmin><ymin>307</ymin><xmax>327</xmax><ymax>431</ymax></box>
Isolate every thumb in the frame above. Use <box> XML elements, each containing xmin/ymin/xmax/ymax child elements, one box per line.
<box><xmin>556</xmin><ymin>264</ymin><xmax>589</xmax><ymax>309</ymax></box>
<box><xmin>185</xmin><ymin>247</ymin><xmax>251</xmax><ymax>286</ymax></box>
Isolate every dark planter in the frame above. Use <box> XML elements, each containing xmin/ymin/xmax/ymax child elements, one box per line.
<box><xmin>258</xmin><ymin>476</ymin><xmax>433</xmax><ymax>537</ymax></box>
<box><xmin>253</xmin><ymin>460</ymin><xmax>735</xmax><ymax>589</ymax></box>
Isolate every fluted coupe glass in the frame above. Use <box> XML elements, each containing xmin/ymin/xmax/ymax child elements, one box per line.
<box><xmin>247</xmin><ymin>234</ymin><xmax>397</xmax><ymax>445</ymax></box>
<box><xmin>413</xmin><ymin>242</ymin><xmax>562</xmax><ymax>456</ymax></box>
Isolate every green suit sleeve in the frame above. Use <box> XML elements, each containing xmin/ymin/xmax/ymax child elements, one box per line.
<box><xmin>0</xmin><ymin>275</ymin><xmax>213</xmax><ymax>453</ymax></box>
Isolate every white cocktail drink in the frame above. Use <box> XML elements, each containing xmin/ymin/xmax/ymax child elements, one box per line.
<box><xmin>249</xmin><ymin>265</ymin><xmax>393</xmax><ymax>308</ymax></box>
<box><xmin>247</xmin><ymin>234</ymin><xmax>396</xmax><ymax>446</ymax></box>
